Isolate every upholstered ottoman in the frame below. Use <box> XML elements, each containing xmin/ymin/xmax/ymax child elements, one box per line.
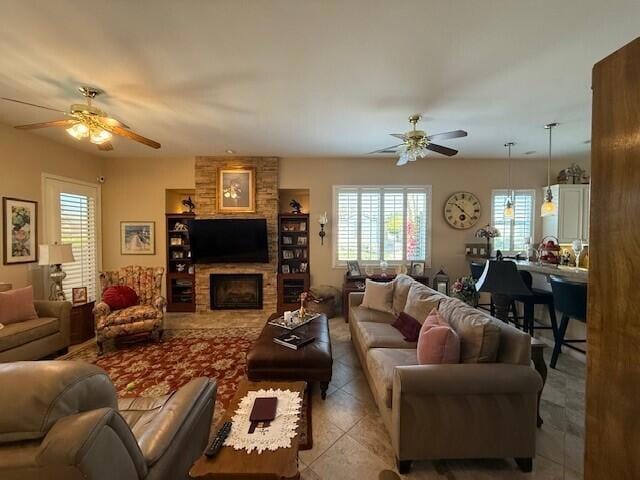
<box><xmin>246</xmin><ymin>313</ymin><xmax>333</xmax><ymax>398</ymax></box>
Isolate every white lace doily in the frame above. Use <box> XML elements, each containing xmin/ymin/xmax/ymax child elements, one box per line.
<box><xmin>224</xmin><ymin>388</ymin><xmax>302</xmax><ymax>453</ymax></box>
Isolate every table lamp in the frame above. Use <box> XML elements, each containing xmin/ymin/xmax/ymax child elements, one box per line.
<box><xmin>39</xmin><ymin>243</ymin><xmax>75</xmax><ymax>301</ymax></box>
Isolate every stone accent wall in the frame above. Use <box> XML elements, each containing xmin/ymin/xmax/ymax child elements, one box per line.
<box><xmin>194</xmin><ymin>157</ymin><xmax>279</xmax><ymax>317</ymax></box>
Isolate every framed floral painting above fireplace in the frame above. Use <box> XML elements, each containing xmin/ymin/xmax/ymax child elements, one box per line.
<box><xmin>217</xmin><ymin>167</ymin><xmax>255</xmax><ymax>213</ymax></box>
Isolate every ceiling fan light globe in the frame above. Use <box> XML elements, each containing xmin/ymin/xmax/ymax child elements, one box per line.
<box><xmin>66</xmin><ymin>123</ymin><xmax>89</xmax><ymax>139</ymax></box>
<box><xmin>89</xmin><ymin>128</ymin><xmax>112</xmax><ymax>145</ymax></box>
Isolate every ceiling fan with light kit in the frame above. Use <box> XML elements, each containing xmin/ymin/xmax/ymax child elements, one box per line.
<box><xmin>370</xmin><ymin>114</ymin><xmax>467</xmax><ymax>166</ymax></box>
<box><xmin>1</xmin><ymin>86</ymin><xmax>161</xmax><ymax>151</ymax></box>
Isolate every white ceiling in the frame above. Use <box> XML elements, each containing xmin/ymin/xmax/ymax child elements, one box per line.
<box><xmin>0</xmin><ymin>0</ymin><xmax>638</xmax><ymax>159</ymax></box>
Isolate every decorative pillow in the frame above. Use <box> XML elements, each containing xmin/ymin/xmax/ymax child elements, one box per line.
<box><xmin>438</xmin><ymin>297</ymin><xmax>501</xmax><ymax>363</ymax></box>
<box><xmin>391</xmin><ymin>312</ymin><xmax>422</xmax><ymax>342</ymax></box>
<box><xmin>102</xmin><ymin>286</ymin><xmax>139</xmax><ymax>311</ymax></box>
<box><xmin>392</xmin><ymin>274</ymin><xmax>414</xmax><ymax>315</ymax></box>
<box><xmin>361</xmin><ymin>279</ymin><xmax>394</xmax><ymax>313</ymax></box>
<box><xmin>417</xmin><ymin>308</ymin><xmax>461</xmax><ymax>364</ymax></box>
<box><xmin>403</xmin><ymin>283</ymin><xmax>441</xmax><ymax>323</ymax></box>
<box><xmin>0</xmin><ymin>286</ymin><xmax>38</xmax><ymax>325</ymax></box>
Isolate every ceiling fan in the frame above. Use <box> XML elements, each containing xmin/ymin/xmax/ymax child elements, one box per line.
<box><xmin>370</xmin><ymin>114</ymin><xmax>467</xmax><ymax>166</ymax></box>
<box><xmin>1</xmin><ymin>86</ymin><xmax>161</xmax><ymax>151</ymax></box>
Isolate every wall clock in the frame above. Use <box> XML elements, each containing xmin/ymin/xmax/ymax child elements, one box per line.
<box><xmin>444</xmin><ymin>192</ymin><xmax>481</xmax><ymax>229</ymax></box>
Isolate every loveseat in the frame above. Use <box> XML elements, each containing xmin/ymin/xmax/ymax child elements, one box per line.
<box><xmin>0</xmin><ymin>300</ymin><xmax>71</xmax><ymax>362</ymax></box>
<box><xmin>349</xmin><ymin>274</ymin><xmax>541</xmax><ymax>473</ymax></box>
<box><xmin>0</xmin><ymin>361</ymin><xmax>216</xmax><ymax>480</ymax></box>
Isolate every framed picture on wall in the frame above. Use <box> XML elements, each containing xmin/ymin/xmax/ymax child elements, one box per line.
<box><xmin>121</xmin><ymin>221</ymin><xmax>155</xmax><ymax>255</ymax></box>
<box><xmin>3</xmin><ymin>197</ymin><xmax>38</xmax><ymax>265</ymax></box>
<box><xmin>217</xmin><ymin>167</ymin><xmax>256</xmax><ymax>213</ymax></box>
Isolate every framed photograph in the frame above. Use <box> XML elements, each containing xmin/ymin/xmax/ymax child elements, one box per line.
<box><xmin>121</xmin><ymin>221</ymin><xmax>155</xmax><ymax>255</ymax></box>
<box><xmin>3</xmin><ymin>197</ymin><xmax>38</xmax><ymax>265</ymax></box>
<box><xmin>410</xmin><ymin>261</ymin><xmax>425</xmax><ymax>276</ymax></box>
<box><xmin>282</xmin><ymin>264</ymin><xmax>290</xmax><ymax>274</ymax></box>
<box><xmin>346</xmin><ymin>260</ymin><xmax>362</xmax><ymax>277</ymax></box>
<box><xmin>72</xmin><ymin>287</ymin><xmax>88</xmax><ymax>305</ymax></box>
<box><xmin>297</xmin><ymin>236</ymin><xmax>307</xmax><ymax>246</ymax></box>
<box><xmin>217</xmin><ymin>167</ymin><xmax>256</xmax><ymax>213</ymax></box>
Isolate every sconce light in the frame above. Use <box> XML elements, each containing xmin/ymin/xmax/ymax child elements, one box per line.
<box><xmin>318</xmin><ymin>212</ymin><xmax>328</xmax><ymax>245</ymax></box>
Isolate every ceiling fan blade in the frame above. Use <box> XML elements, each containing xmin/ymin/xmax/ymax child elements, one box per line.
<box><xmin>426</xmin><ymin>143</ymin><xmax>458</xmax><ymax>156</ymax></box>
<box><xmin>368</xmin><ymin>143</ymin><xmax>404</xmax><ymax>154</ymax></box>
<box><xmin>426</xmin><ymin>129</ymin><xmax>468</xmax><ymax>141</ymax></box>
<box><xmin>1</xmin><ymin>97</ymin><xmax>68</xmax><ymax>114</ymax></box>
<box><xmin>97</xmin><ymin>116</ymin><xmax>129</xmax><ymax>129</ymax></box>
<box><xmin>14</xmin><ymin>119</ymin><xmax>76</xmax><ymax>130</ymax></box>
<box><xmin>110</xmin><ymin>126</ymin><xmax>161</xmax><ymax>149</ymax></box>
<box><xmin>390</xmin><ymin>133</ymin><xmax>406</xmax><ymax>140</ymax></box>
<box><xmin>97</xmin><ymin>141</ymin><xmax>114</xmax><ymax>151</ymax></box>
<box><xmin>396</xmin><ymin>156</ymin><xmax>409</xmax><ymax>166</ymax></box>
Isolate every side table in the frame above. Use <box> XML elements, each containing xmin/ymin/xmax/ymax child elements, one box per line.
<box><xmin>70</xmin><ymin>301</ymin><xmax>95</xmax><ymax>345</ymax></box>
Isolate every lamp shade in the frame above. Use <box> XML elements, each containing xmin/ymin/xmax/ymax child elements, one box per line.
<box><xmin>38</xmin><ymin>243</ymin><xmax>75</xmax><ymax>265</ymax></box>
<box><xmin>475</xmin><ymin>260</ymin><xmax>532</xmax><ymax>296</ymax></box>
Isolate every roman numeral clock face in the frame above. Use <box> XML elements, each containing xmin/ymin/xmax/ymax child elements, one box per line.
<box><xmin>444</xmin><ymin>192</ymin><xmax>481</xmax><ymax>229</ymax></box>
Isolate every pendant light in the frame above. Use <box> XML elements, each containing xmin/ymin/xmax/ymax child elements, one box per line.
<box><xmin>504</xmin><ymin>142</ymin><xmax>515</xmax><ymax>219</ymax></box>
<box><xmin>541</xmin><ymin>122</ymin><xmax>558</xmax><ymax>217</ymax></box>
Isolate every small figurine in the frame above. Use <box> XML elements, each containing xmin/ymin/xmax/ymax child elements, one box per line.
<box><xmin>290</xmin><ymin>199</ymin><xmax>302</xmax><ymax>214</ymax></box>
<box><xmin>182</xmin><ymin>196</ymin><xmax>195</xmax><ymax>213</ymax></box>
<box><xmin>299</xmin><ymin>291</ymin><xmax>308</xmax><ymax>318</ymax></box>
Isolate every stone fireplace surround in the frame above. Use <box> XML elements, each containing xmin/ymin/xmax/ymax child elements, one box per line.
<box><xmin>194</xmin><ymin>156</ymin><xmax>279</xmax><ymax>317</ymax></box>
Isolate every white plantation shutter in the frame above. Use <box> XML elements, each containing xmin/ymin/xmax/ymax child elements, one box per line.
<box><xmin>334</xmin><ymin>186</ymin><xmax>431</xmax><ymax>266</ymax></box>
<box><xmin>44</xmin><ymin>177</ymin><xmax>101</xmax><ymax>302</ymax></box>
<box><xmin>59</xmin><ymin>193</ymin><xmax>98</xmax><ymax>301</ymax></box>
<box><xmin>492</xmin><ymin>189</ymin><xmax>535</xmax><ymax>253</ymax></box>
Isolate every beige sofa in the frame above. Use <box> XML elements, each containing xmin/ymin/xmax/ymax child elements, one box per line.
<box><xmin>0</xmin><ymin>301</ymin><xmax>71</xmax><ymax>362</ymax></box>
<box><xmin>349</xmin><ymin>275</ymin><xmax>542</xmax><ymax>473</ymax></box>
<box><xmin>0</xmin><ymin>361</ymin><xmax>217</xmax><ymax>480</ymax></box>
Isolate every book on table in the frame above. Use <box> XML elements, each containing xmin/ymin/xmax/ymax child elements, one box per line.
<box><xmin>273</xmin><ymin>332</ymin><xmax>315</xmax><ymax>350</ymax></box>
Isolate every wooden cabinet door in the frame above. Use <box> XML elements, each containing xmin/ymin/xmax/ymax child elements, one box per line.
<box><xmin>558</xmin><ymin>186</ymin><xmax>584</xmax><ymax>242</ymax></box>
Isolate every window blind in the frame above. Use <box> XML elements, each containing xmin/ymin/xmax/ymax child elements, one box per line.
<box><xmin>59</xmin><ymin>192</ymin><xmax>98</xmax><ymax>301</ymax></box>
<box><xmin>492</xmin><ymin>189</ymin><xmax>535</xmax><ymax>253</ymax></box>
<box><xmin>334</xmin><ymin>186</ymin><xmax>431</xmax><ymax>266</ymax></box>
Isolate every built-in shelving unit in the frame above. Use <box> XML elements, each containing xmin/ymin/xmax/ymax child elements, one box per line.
<box><xmin>166</xmin><ymin>213</ymin><xmax>196</xmax><ymax>312</ymax></box>
<box><xmin>277</xmin><ymin>213</ymin><xmax>310</xmax><ymax>313</ymax></box>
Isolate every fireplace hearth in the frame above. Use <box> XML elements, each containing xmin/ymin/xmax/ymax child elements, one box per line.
<box><xmin>210</xmin><ymin>274</ymin><xmax>263</xmax><ymax>310</ymax></box>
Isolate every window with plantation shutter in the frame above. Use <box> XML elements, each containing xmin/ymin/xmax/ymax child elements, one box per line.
<box><xmin>333</xmin><ymin>186</ymin><xmax>431</xmax><ymax>266</ymax></box>
<box><xmin>492</xmin><ymin>189</ymin><xmax>535</xmax><ymax>253</ymax></box>
<box><xmin>44</xmin><ymin>176</ymin><xmax>101</xmax><ymax>302</ymax></box>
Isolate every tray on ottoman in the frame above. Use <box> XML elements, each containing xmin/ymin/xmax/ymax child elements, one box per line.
<box><xmin>247</xmin><ymin>313</ymin><xmax>333</xmax><ymax>399</ymax></box>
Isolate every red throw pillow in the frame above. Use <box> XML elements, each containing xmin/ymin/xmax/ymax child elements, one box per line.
<box><xmin>391</xmin><ymin>312</ymin><xmax>422</xmax><ymax>342</ymax></box>
<box><xmin>102</xmin><ymin>286</ymin><xmax>139</xmax><ymax>311</ymax></box>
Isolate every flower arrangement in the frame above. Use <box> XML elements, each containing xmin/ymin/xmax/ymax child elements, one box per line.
<box><xmin>451</xmin><ymin>276</ymin><xmax>479</xmax><ymax>307</ymax></box>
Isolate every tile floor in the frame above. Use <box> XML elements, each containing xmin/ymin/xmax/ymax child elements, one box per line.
<box><xmin>162</xmin><ymin>312</ymin><xmax>586</xmax><ymax>479</ymax></box>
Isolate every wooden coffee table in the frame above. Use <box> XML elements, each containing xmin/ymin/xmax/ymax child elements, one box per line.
<box><xmin>190</xmin><ymin>379</ymin><xmax>306</xmax><ymax>480</ymax></box>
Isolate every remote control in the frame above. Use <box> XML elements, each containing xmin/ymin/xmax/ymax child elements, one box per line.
<box><xmin>204</xmin><ymin>421</ymin><xmax>232</xmax><ymax>458</ymax></box>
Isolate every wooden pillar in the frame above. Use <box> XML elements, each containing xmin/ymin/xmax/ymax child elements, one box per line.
<box><xmin>587</xmin><ymin>36</ymin><xmax>640</xmax><ymax>479</ymax></box>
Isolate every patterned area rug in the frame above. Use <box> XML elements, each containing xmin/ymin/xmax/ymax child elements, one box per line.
<box><xmin>64</xmin><ymin>327</ymin><xmax>312</xmax><ymax>449</ymax></box>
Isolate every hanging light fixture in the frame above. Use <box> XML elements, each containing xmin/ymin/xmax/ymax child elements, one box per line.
<box><xmin>66</xmin><ymin>122</ymin><xmax>89</xmax><ymax>139</ymax></box>
<box><xmin>541</xmin><ymin>123</ymin><xmax>558</xmax><ymax>217</ymax></box>
<box><xmin>504</xmin><ymin>142</ymin><xmax>515</xmax><ymax>219</ymax></box>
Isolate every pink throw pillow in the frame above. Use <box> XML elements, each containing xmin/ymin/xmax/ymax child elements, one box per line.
<box><xmin>0</xmin><ymin>286</ymin><xmax>39</xmax><ymax>325</ymax></box>
<box><xmin>102</xmin><ymin>286</ymin><xmax>139</xmax><ymax>311</ymax></box>
<box><xmin>417</xmin><ymin>308</ymin><xmax>460</xmax><ymax>364</ymax></box>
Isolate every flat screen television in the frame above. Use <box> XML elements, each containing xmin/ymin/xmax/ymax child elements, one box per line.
<box><xmin>191</xmin><ymin>219</ymin><xmax>269</xmax><ymax>263</ymax></box>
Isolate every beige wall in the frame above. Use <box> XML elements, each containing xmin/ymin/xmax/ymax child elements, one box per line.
<box><xmin>0</xmin><ymin>123</ymin><xmax>103</xmax><ymax>295</ymax></box>
<box><xmin>101</xmin><ymin>154</ymin><xmax>589</xmax><ymax>290</ymax></box>
<box><xmin>101</xmin><ymin>156</ymin><xmax>195</xmax><ymax>273</ymax></box>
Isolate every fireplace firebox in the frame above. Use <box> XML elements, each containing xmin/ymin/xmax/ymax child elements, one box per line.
<box><xmin>210</xmin><ymin>274</ymin><xmax>263</xmax><ymax>310</ymax></box>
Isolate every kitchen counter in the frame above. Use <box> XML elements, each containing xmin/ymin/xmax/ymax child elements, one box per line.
<box><xmin>512</xmin><ymin>261</ymin><xmax>588</xmax><ymax>283</ymax></box>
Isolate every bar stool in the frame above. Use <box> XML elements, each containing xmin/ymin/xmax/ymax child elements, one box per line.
<box><xmin>549</xmin><ymin>275</ymin><xmax>587</xmax><ymax>369</ymax></box>
<box><xmin>469</xmin><ymin>261</ymin><xmax>493</xmax><ymax>314</ymax></box>
<box><xmin>510</xmin><ymin>271</ymin><xmax>559</xmax><ymax>339</ymax></box>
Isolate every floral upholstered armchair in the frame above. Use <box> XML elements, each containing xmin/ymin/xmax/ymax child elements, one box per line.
<box><xmin>93</xmin><ymin>266</ymin><xmax>167</xmax><ymax>354</ymax></box>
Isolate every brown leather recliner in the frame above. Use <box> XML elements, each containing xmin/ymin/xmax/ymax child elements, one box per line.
<box><xmin>0</xmin><ymin>361</ymin><xmax>216</xmax><ymax>480</ymax></box>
